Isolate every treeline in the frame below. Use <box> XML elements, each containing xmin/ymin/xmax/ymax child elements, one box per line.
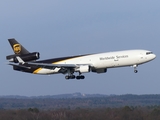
<box><xmin>0</xmin><ymin>94</ymin><xmax>160</xmax><ymax>109</ymax></box>
<box><xmin>1</xmin><ymin>106</ymin><xmax>160</xmax><ymax>120</ymax></box>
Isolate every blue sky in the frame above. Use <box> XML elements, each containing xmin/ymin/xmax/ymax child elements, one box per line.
<box><xmin>0</xmin><ymin>0</ymin><xmax>159</xmax><ymax>96</ymax></box>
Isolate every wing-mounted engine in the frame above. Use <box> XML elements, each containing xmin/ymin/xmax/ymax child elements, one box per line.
<box><xmin>75</xmin><ymin>65</ymin><xmax>90</xmax><ymax>73</ymax></box>
<box><xmin>92</xmin><ymin>68</ymin><xmax>107</xmax><ymax>73</ymax></box>
<box><xmin>6</xmin><ymin>52</ymin><xmax>40</xmax><ymax>63</ymax></box>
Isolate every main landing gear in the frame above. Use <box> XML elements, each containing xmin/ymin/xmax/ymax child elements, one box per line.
<box><xmin>65</xmin><ymin>75</ymin><xmax>75</xmax><ymax>79</ymax></box>
<box><xmin>65</xmin><ymin>70</ymin><xmax>85</xmax><ymax>80</ymax></box>
<box><xmin>65</xmin><ymin>75</ymin><xmax>85</xmax><ymax>80</ymax></box>
<box><xmin>76</xmin><ymin>75</ymin><xmax>85</xmax><ymax>80</ymax></box>
<box><xmin>133</xmin><ymin>65</ymin><xmax>138</xmax><ymax>73</ymax></box>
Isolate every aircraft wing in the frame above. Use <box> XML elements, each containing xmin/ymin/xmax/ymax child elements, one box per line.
<box><xmin>12</xmin><ymin>56</ymin><xmax>90</xmax><ymax>74</ymax></box>
<box><xmin>26</xmin><ymin>62</ymin><xmax>78</xmax><ymax>69</ymax></box>
<box><xmin>14</xmin><ymin>55</ymin><xmax>78</xmax><ymax>69</ymax></box>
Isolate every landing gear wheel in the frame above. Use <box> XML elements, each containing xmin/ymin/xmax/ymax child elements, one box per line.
<box><xmin>76</xmin><ymin>75</ymin><xmax>85</xmax><ymax>80</ymax></box>
<box><xmin>65</xmin><ymin>75</ymin><xmax>70</xmax><ymax>80</ymax></box>
<box><xmin>76</xmin><ymin>76</ymin><xmax>81</xmax><ymax>80</ymax></box>
<box><xmin>134</xmin><ymin>70</ymin><xmax>138</xmax><ymax>73</ymax></box>
<box><xmin>71</xmin><ymin>75</ymin><xmax>75</xmax><ymax>79</ymax></box>
<box><xmin>65</xmin><ymin>75</ymin><xmax>76</xmax><ymax>80</ymax></box>
<box><xmin>80</xmin><ymin>75</ymin><xmax>85</xmax><ymax>79</ymax></box>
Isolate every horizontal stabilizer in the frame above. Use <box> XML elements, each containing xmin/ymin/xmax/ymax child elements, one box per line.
<box><xmin>8</xmin><ymin>63</ymin><xmax>31</xmax><ymax>69</ymax></box>
<box><xmin>16</xmin><ymin>56</ymin><xmax>25</xmax><ymax>64</ymax></box>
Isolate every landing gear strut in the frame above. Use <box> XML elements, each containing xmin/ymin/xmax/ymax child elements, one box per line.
<box><xmin>65</xmin><ymin>69</ymin><xmax>75</xmax><ymax>80</ymax></box>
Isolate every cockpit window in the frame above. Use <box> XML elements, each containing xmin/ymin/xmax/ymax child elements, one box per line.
<box><xmin>146</xmin><ymin>52</ymin><xmax>153</xmax><ymax>55</ymax></box>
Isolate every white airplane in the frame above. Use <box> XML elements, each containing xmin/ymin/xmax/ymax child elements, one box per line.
<box><xmin>7</xmin><ymin>39</ymin><xmax>156</xmax><ymax>80</ymax></box>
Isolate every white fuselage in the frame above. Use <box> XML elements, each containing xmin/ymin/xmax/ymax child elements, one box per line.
<box><xmin>35</xmin><ymin>49</ymin><xmax>156</xmax><ymax>74</ymax></box>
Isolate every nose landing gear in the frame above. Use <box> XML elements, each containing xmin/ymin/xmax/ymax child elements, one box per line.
<box><xmin>134</xmin><ymin>70</ymin><xmax>138</xmax><ymax>73</ymax></box>
<box><xmin>133</xmin><ymin>65</ymin><xmax>138</xmax><ymax>73</ymax></box>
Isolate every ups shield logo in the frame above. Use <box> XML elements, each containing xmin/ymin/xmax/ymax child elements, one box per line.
<box><xmin>13</xmin><ymin>44</ymin><xmax>21</xmax><ymax>54</ymax></box>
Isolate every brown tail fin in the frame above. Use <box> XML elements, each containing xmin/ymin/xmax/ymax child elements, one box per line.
<box><xmin>8</xmin><ymin>38</ymin><xmax>30</xmax><ymax>54</ymax></box>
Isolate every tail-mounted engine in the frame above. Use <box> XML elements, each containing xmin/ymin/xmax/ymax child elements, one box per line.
<box><xmin>6</xmin><ymin>52</ymin><xmax>40</xmax><ymax>63</ymax></box>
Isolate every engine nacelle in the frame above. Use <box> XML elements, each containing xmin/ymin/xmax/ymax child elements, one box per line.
<box><xmin>75</xmin><ymin>65</ymin><xmax>90</xmax><ymax>73</ymax></box>
<box><xmin>92</xmin><ymin>68</ymin><xmax>107</xmax><ymax>73</ymax></box>
<box><xmin>6</xmin><ymin>52</ymin><xmax>40</xmax><ymax>63</ymax></box>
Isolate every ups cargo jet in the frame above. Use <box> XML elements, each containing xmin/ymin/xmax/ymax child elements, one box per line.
<box><xmin>6</xmin><ymin>39</ymin><xmax>156</xmax><ymax>80</ymax></box>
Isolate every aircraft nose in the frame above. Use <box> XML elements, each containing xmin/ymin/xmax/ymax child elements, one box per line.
<box><xmin>150</xmin><ymin>54</ymin><xmax>156</xmax><ymax>60</ymax></box>
<box><xmin>153</xmin><ymin>54</ymin><xmax>156</xmax><ymax>59</ymax></box>
<box><xmin>147</xmin><ymin>53</ymin><xmax>156</xmax><ymax>61</ymax></box>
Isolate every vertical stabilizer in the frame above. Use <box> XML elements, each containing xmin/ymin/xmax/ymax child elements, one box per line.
<box><xmin>8</xmin><ymin>38</ymin><xmax>30</xmax><ymax>54</ymax></box>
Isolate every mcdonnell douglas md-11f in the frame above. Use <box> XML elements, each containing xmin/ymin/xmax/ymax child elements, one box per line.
<box><xmin>6</xmin><ymin>39</ymin><xmax>156</xmax><ymax>80</ymax></box>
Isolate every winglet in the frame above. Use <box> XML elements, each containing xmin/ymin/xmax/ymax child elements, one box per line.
<box><xmin>16</xmin><ymin>56</ymin><xmax>25</xmax><ymax>64</ymax></box>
